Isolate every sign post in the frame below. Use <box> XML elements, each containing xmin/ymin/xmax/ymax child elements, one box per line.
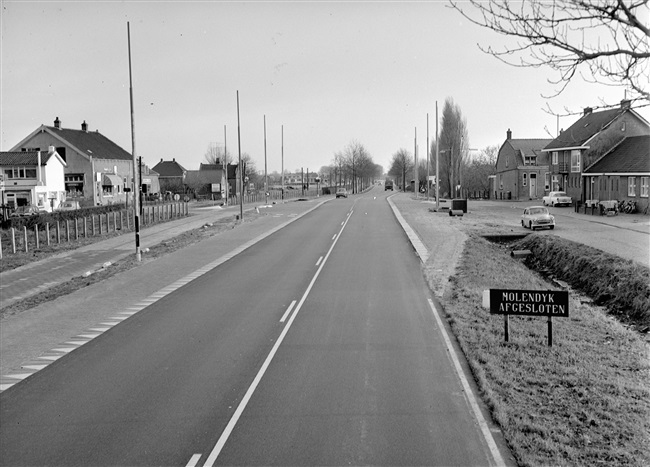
<box><xmin>489</xmin><ymin>289</ymin><xmax>569</xmax><ymax>346</ymax></box>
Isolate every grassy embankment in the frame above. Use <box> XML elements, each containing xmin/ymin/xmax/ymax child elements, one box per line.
<box><xmin>441</xmin><ymin>233</ymin><xmax>649</xmax><ymax>466</ymax></box>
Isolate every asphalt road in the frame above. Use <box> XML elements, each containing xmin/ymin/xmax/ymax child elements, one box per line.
<box><xmin>0</xmin><ymin>190</ymin><xmax>500</xmax><ymax>466</ymax></box>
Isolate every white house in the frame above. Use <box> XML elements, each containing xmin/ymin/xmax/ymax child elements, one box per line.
<box><xmin>0</xmin><ymin>147</ymin><xmax>67</xmax><ymax>212</ymax></box>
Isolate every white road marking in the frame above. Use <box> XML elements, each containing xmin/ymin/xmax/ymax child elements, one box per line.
<box><xmin>332</xmin><ymin>234</ymin><xmax>337</xmax><ymax>240</ymax></box>
<box><xmin>315</xmin><ymin>256</ymin><xmax>323</xmax><ymax>266</ymax></box>
<box><xmin>185</xmin><ymin>454</ymin><xmax>202</xmax><ymax>467</ymax></box>
<box><xmin>280</xmin><ymin>300</ymin><xmax>297</xmax><ymax>323</ymax></box>
<box><xmin>2</xmin><ymin>373</ymin><xmax>33</xmax><ymax>380</ymax></box>
<box><xmin>22</xmin><ymin>364</ymin><xmax>48</xmax><ymax>371</ymax></box>
<box><xmin>427</xmin><ymin>299</ymin><xmax>506</xmax><ymax>467</ymax></box>
<box><xmin>204</xmin><ymin>209</ymin><xmax>354</xmax><ymax>466</ymax></box>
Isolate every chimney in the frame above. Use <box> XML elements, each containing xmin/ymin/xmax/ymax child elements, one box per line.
<box><xmin>81</xmin><ymin>120</ymin><xmax>88</xmax><ymax>132</ymax></box>
<box><xmin>583</xmin><ymin>107</ymin><xmax>593</xmax><ymax>116</ymax></box>
<box><xmin>48</xmin><ymin>145</ymin><xmax>55</xmax><ymax>153</ymax></box>
<box><xmin>620</xmin><ymin>99</ymin><xmax>631</xmax><ymax>110</ymax></box>
<box><xmin>54</xmin><ymin>117</ymin><xmax>61</xmax><ymax>129</ymax></box>
<box><xmin>506</xmin><ymin>128</ymin><xmax>512</xmax><ymax>140</ymax></box>
<box><xmin>173</xmin><ymin>158</ymin><xmax>176</xmax><ymax>162</ymax></box>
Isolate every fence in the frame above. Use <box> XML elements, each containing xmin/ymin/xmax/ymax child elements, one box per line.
<box><xmin>0</xmin><ymin>202</ymin><xmax>187</xmax><ymax>259</ymax></box>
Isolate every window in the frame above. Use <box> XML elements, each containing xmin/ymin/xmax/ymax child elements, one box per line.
<box><xmin>640</xmin><ymin>177</ymin><xmax>648</xmax><ymax>198</ymax></box>
<box><xmin>524</xmin><ymin>156</ymin><xmax>537</xmax><ymax>165</ymax></box>
<box><xmin>499</xmin><ymin>174</ymin><xmax>503</xmax><ymax>189</ymax></box>
<box><xmin>552</xmin><ymin>152</ymin><xmax>558</xmax><ymax>165</ymax></box>
<box><xmin>3</xmin><ymin>167</ymin><xmax>37</xmax><ymax>179</ymax></box>
<box><xmin>545</xmin><ymin>172</ymin><xmax>550</xmax><ymax>191</ymax></box>
<box><xmin>523</xmin><ymin>173</ymin><xmax>527</xmax><ymax>186</ymax></box>
<box><xmin>628</xmin><ymin>177</ymin><xmax>636</xmax><ymax>197</ymax></box>
<box><xmin>570</xmin><ymin>150</ymin><xmax>581</xmax><ymax>172</ymax></box>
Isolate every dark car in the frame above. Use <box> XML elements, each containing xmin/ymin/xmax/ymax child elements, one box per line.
<box><xmin>385</xmin><ymin>180</ymin><xmax>394</xmax><ymax>191</ymax></box>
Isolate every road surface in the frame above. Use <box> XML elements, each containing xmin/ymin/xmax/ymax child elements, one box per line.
<box><xmin>0</xmin><ymin>190</ymin><xmax>502</xmax><ymax>466</ymax></box>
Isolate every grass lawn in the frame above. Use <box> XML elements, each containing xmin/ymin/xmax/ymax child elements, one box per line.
<box><xmin>440</xmin><ymin>233</ymin><xmax>650</xmax><ymax>466</ymax></box>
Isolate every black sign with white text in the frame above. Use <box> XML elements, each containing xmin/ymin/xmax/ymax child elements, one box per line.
<box><xmin>489</xmin><ymin>289</ymin><xmax>569</xmax><ymax>317</ymax></box>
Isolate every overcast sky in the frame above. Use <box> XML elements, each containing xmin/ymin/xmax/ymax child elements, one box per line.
<box><xmin>2</xmin><ymin>1</ymin><xmax>646</xmax><ymax>174</ymax></box>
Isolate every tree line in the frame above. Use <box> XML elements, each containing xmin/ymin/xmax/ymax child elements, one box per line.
<box><xmin>388</xmin><ymin>97</ymin><xmax>497</xmax><ymax>199</ymax></box>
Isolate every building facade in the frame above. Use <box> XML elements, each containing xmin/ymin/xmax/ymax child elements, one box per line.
<box><xmin>542</xmin><ymin>100</ymin><xmax>650</xmax><ymax>202</ymax></box>
<box><xmin>10</xmin><ymin>118</ymin><xmax>156</xmax><ymax>207</ymax></box>
<box><xmin>494</xmin><ymin>129</ymin><xmax>552</xmax><ymax>200</ymax></box>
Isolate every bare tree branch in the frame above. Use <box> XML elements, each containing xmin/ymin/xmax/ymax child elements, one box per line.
<box><xmin>450</xmin><ymin>0</ymin><xmax>649</xmax><ymax>100</ymax></box>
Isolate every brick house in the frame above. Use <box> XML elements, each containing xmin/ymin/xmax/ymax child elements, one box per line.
<box><xmin>9</xmin><ymin>117</ymin><xmax>157</xmax><ymax>207</ymax></box>
<box><xmin>542</xmin><ymin>100</ymin><xmax>650</xmax><ymax>202</ymax></box>
<box><xmin>0</xmin><ymin>148</ymin><xmax>67</xmax><ymax>211</ymax></box>
<box><xmin>494</xmin><ymin>129</ymin><xmax>552</xmax><ymax>200</ymax></box>
<box><xmin>582</xmin><ymin>135</ymin><xmax>649</xmax><ymax>211</ymax></box>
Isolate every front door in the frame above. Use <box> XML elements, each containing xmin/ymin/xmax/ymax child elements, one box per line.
<box><xmin>529</xmin><ymin>174</ymin><xmax>537</xmax><ymax>198</ymax></box>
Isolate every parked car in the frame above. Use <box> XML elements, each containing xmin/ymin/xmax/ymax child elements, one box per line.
<box><xmin>57</xmin><ymin>200</ymin><xmax>81</xmax><ymax>211</ymax></box>
<box><xmin>336</xmin><ymin>188</ymin><xmax>348</xmax><ymax>198</ymax></box>
<box><xmin>10</xmin><ymin>205</ymin><xmax>42</xmax><ymax>218</ymax></box>
<box><xmin>521</xmin><ymin>206</ymin><xmax>555</xmax><ymax>230</ymax></box>
<box><xmin>543</xmin><ymin>191</ymin><xmax>572</xmax><ymax>207</ymax></box>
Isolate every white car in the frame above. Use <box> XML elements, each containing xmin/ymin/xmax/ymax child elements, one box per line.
<box><xmin>522</xmin><ymin>206</ymin><xmax>555</xmax><ymax>231</ymax></box>
<box><xmin>543</xmin><ymin>191</ymin><xmax>572</xmax><ymax>207</ymax></box>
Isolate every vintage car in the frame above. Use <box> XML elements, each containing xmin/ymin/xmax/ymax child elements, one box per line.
<box><xmin>521</xmin><ymin>206</ymin><xmax>555</xmax><ymax>230</ymax></box>
<box><xmin>542</xmin><ymin>191</ymin><xmax>572</xmax><ymax>207</ymax></box>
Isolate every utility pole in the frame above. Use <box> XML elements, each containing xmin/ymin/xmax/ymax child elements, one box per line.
<box><xmin>223</xmin><ymin>125</ymin><xmax>227</xmax><ymax>206</ymax></box>
<box><xmin>281</xmin><ymin>125</ymin><xmax>284</xmax><ymax>201</ymax></box>
<box><xmin>237</xmin><ymin>91</ymin><xmax>243</xmax><ymax>220</ymax></box>
<box><xmin>264</xmin><ymin>115</ymin><xmax>268</xmax><ymax>205</ymax></box>
<box><xmin>436</xmin><ymin>101</ymin><xmax>440</xmax><ymax>210</ymax></box>
<box><xmin>414</xmin><ymin>127</ymin><xmax>418</xmax><ymax>197</ymax></box>
<box><xmin>426</xmin><ymin>113</ymin><xmax>430</xmax><ymax>200</ymax></box>
<box><xmin>127</xmin><ymin>21</ymin><xmax>141</xmax><ymax>262</ymax></box>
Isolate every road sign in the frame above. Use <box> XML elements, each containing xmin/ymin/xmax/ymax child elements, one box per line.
<box><xmin>490</xmin><ymin>289</ymin><xmax>569</xmax><ymax>317</ymax></box>
<box><xmin>489</xmin><ymin>288</ymin><xmax>569</xmax><ymax>346</ymax></box>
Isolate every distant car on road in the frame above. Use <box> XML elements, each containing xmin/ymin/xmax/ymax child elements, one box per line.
<box><xmin>336</xmin><ymin>188</ymin><xmax>348</xmax><ymax>198</ymax></box>
<box><xmin>385</xmin><ymin>180</ymin><xmax>394</xmax><ymax>191</ymax></box>
<box><xmin>57</xmin><ymin>200</ymin><xmax>81</xmax><ymax>211</ymax></box>
<box><xmin>543</xmin><ymin>191</ymin><xmax>572</xmax><ymax>207</ymax></box>
<box><xmin>522</xmin><ymin>206</ymin><xmax>555</xmax><ymax>230</ymax></box>
<box><xmin>10</xmin><ymin>205</ymin><xmax>42</xmax><ymax>218</ymax></box>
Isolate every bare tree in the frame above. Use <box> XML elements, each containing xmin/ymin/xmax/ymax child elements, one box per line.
<box><xmin>388</xmin><ymin>149</ymin><xmax>414</xmax><ymax>191</ymax></box>
<box><xmin>450</xmin><ymin>0</ymin><xmax>650</xmax><ymax>100</ymax></box>
<box><xmin>464</xmin><ymin>145</ymin><xmax>498</xmax><ymax>196</ymax></box>
<box><xmin>204</xmin><ymin>143</ymin><xmax>231</xmax><ymax>166</ymax></box>
<box><xmin>438</xmin><ymin>97</ymin><xmax>469</xmax><ymax>198</ymax></box>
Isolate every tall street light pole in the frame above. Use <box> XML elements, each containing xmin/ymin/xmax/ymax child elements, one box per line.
<box><xmin>127</xmin><ymin>22</ymin><xmax>141</xmax><ymax>262</ymax></box>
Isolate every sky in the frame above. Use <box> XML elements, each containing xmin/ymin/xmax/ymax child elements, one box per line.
<box><xmin>2</xmin><ymin>1</ymin><xmax>647</xmax><ymax>175</ymax></box>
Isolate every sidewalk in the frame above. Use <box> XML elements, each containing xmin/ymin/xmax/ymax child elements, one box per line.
<box><xmin>0</xmin><ymin>198</ymin><xmax>330</xmax><ymax>389</ymax></box>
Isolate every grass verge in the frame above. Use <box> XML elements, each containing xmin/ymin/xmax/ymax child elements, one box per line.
<box><xmin>439</xmin><ymin>233</ymin><xmax>650</xmax><ymax>466</ymax></box>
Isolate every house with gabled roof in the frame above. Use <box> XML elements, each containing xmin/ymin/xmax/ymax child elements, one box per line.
<box><xmin>0</xmin><ymin>147</ymin><xmax>67</xmax><ymax>211</ymax></box>
<box><xmin>582</xmin><ymin>135</ymin><xmax>649</xmax><ymax>211</ymax></box>
<box><xmin>9</xmin><ymin>117</ymin><xmax>157</xmax><ymax>206</ymax></box>
<box><xmin>494</xmin><ymin>129</ymin><xmax>552</xmax><ymax>200</ymax></box>
<box><xmin>542</xmin><ymin>100</ymin><xmax>650</xmax><ymax>201</ymax></box>
<box><xmin>152</xmin><ymin>158</ymin><xmax>187</xmax><ymax>193</ymax></box>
